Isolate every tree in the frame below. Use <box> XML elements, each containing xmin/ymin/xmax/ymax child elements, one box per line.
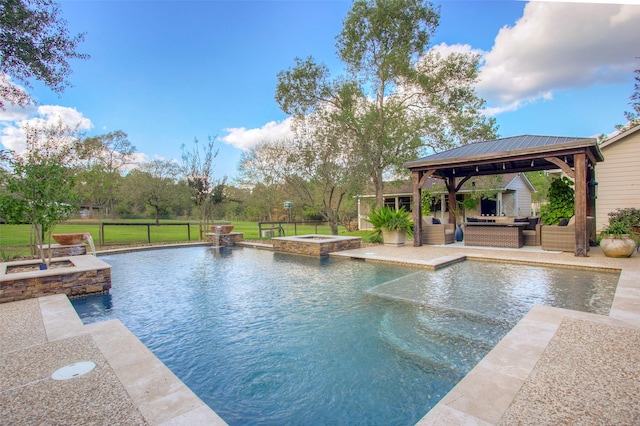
<box><xmin>0</xmin><ymin>0</ymin><xmax>89</xmax><ymax>109</ymax></box>
<box><xmin>0</xmin><ymin>120</ymin><xmax>80</xmax><ymax>265</ymax></box>
<box><xmin>181</xmin><ymin>137</ymin><xmax>226</xmax><ymax>231</ymax></box>
<box><xmin>124</xmin><ymin>160</ymin><xmax>182</xmax><ymax>225</ymax></box>
<box><xmin>75</xmin><ymin>131</ymin><xmax>136</xmax><ymax>218</ymax></box>
<box><xmin>238</xmin><ymin>125</ymin><xmax>364</xmax><ymax>235</ymax></box>
<box><xmin>276</xmin><ymin>0</ymin><xmax>497</xmax><ymax>208</ymax></box>
<box><xmin>616</xmin><ymin>64</ymin><xmax>640</xmax><ymax>132</ymax></box>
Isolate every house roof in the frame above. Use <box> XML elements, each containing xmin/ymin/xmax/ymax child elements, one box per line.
<box><xmin>599</xmin><ymin>123</ymin><xmax>640</xmax><ymax>150</ymax></box>
<box><xmin>404</xmin><ymin>135</ymin><xmax>603</xmax><ymax>179</ymax></box>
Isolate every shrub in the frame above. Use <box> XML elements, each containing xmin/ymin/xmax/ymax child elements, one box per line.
<box><xmin>540</xmin><ymin>177</ymin><xmax>574</xmax><ymax>225</ymax></box>
<box><xmin>607</xmin><ymin>208</ymin><xmax>640</xmax><ymax>230</ymax></box>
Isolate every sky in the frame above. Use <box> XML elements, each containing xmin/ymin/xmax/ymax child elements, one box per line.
<box><xmin>1</xmin><ymin>0</ymin><xmax>639</xmax><ymax>181</ymax></box>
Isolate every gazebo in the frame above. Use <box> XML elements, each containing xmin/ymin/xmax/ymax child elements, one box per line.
<box><xmin>404</xmin><ymin>135</ymin><xmax>604</xmax><ymax>256</ymax></box>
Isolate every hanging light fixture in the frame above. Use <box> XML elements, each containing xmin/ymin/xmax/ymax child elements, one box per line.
<box><xmin>531</xmin><ymin>160</ymin><xmax>534</xmax><ymax>167</ymax></box>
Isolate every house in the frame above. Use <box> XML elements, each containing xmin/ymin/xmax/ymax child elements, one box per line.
<box><xmin>356</xmin><ymin>173</ymin><xmax>536</xmax><ymax>230</ymax></box>
<box><xmin>596</xmin><ymin>123</ymin><xmax>640</xmax><ymax>231</ymax></box>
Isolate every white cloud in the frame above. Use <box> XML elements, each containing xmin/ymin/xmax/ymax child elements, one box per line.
<box><xmin>220</xmin><ymin>117</ymin><xmax>294</xmax><ymax>152</ymax></box>
<box><xmin>0</xmin><ymin>105</ymin><xmax>93</xmax><ymax>153</ymax></box>
<box><xmin>477</xmin><ymin>2</ymin><xmax>640</xmax><ymax>112</ymax></box>
<box><xmin>428</xmin><ymin>42</ymin><xmax>483</xmax><ymax>58</ymax></box>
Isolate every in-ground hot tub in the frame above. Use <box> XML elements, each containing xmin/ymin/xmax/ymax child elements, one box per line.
<box><xmin>272</xmin><ymin>234</ymin><xmax>361</xmax><ymax>257</ymax></box>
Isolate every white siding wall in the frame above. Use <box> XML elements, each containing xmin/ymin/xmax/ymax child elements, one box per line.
<box><xmin>505</xmin><ymin>175</ymin><xmax>533</xmax><ymax>216</ymax></box>
<box><xmin>597</xmin><ymin>132</ymin><xmax>640</xmax><ymax>231</ymax></box>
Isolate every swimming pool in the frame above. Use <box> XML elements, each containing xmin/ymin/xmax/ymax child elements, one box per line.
<box><xmin>72</xmin><ymin>247</ymin><xmax>618</xmax><ymax>425</ymax></box>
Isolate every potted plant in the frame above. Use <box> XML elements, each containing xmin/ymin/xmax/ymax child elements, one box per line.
<box><xmin>599</xmin><ymin>222</ymin><xmax>637</xmax><ymax>258</ymax></box>
<box><xmin>607</xmin><ymin>208</ymin><xmax>640</xmax><ymax>236</ymax></box>
<box><xmin>368</xmin><ymin>206</ymin><xmax>413</xmax><ymax>246</ymax></box>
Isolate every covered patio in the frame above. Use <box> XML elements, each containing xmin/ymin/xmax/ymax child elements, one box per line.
<box><xmin>404</xmin><ymin>135</ymin><xmax>604</xmax><ymax>256</ymax></box>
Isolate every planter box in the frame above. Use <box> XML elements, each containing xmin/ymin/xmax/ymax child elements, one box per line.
<box><xmin>0</xmin><ymin>255</ymin><xmax>112</xmax><ymax>303</ymax></box>
<box><xmin>382</xmin><ymin>230</ymin><xmax>407</xmax><ymax>246</ymax></box>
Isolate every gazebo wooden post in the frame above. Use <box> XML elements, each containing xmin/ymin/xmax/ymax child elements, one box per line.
<box><xmin>412</xmin><ymin>171</ymin><xmax>422</xmax><ymax>247</ymax></box>
<box><xmin>447</xmin><ymin>177</ymin><xmax>457</xmax><ymax>225</ymax></box>
<box><xmin>574</xmin><ymin>152</ymin><xmax>588</xmax><ymax>256</ymax></box>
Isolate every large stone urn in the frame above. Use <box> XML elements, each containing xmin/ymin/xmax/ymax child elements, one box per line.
<box><xmin>600</xmin><ymin>235</ymin><xmax>636</xmax><ymax>258</ymax></box>
<box><xmin>382</xmin><ymin>230</ymin><xmax>407</xmax><ymax>246</ymax></box>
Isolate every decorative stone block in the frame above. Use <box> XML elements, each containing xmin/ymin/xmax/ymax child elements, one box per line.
<box><xmin>205</xmin><ymin>232</ymin><xmax>244</xmax><ymax>247</ymax></box>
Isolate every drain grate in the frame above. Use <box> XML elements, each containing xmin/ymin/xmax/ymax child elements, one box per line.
<box><xmin>51</xmin><ymin>361</ymin><xmax>96</xmax><ymax>380</ymax></box>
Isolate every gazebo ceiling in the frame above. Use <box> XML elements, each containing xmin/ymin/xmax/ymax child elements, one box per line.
<box><xmin>404</xmin><ymin>135</ymin><xmax>604</xmax><ymax>179</ymax></box>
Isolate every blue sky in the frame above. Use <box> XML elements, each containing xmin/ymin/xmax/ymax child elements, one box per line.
<box><xmin>1</xmin><ymin>0</ymin><xmax>639</xmax><ymax>180</ymax></box>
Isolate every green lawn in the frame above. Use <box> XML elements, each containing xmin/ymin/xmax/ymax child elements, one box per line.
<box><xmin>0</xmin><ymin>220</ymin><xmax>373</xmax><ymax>260</ymax></box>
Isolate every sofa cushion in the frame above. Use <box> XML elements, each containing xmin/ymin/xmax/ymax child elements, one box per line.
<box><xmin>568</xmin><ymin>216</ymin><xmax>576</xmax><ymax>226</ymax></box>
<box><xmin>467</xmin><ymin>217</ymin><xmax>478</xmax><ymax>222</ymax></box>
<box><xmin>526</xmin><ymin>217</ymin><xmax>539</xmax><ymax>230</ymax></box>
<box><xmin>422</xmin><ymin>216</ymin><xmax>433</xmax><ymax>225</ymax></box>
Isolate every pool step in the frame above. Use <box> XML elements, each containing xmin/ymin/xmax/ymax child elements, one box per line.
<box><xmin>377</xmin><ymin>304</ymin><xmax>514</xmax><ymax>374</ymax></box>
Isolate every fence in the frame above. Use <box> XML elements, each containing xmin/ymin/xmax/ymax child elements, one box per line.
<box><xmin>0</xmin><ymin>222</ymin><xmax>199</xmax><ymax>253</ymax></box>
<box><xmin>98</xmin><ymin>222</ymin><xmax>194</xmax><ymax>245</ymax></box>
<box><xmin>257</xmin><ymin>221</ymin><xmax>327</xmax><ymax>239</ymax></box>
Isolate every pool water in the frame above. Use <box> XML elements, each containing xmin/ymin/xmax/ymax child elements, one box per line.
<box><xmin>72</xmin><ymin>247</ymin><xmax>618</xmax><ymax>425</ymax></box>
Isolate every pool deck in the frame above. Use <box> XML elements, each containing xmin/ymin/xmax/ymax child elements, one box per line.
<box><xmin>1</xmin><ymin>242</ymin><xmax>639</xmax><ymax>424</ymax></box>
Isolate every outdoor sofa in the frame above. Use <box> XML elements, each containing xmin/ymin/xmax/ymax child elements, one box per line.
<box><xmin>541</xmin><ymin>216</ymin><xmax>594</xmax><ymax>252</ymax></box>
<box><xmin>465</xmin><ymin>216</ymin><xmax>542</xmax><ymax>247</ymax></box>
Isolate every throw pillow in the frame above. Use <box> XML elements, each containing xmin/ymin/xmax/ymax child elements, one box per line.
<box><xmin>558</xmin><ymin>219</ymin><xmax>569</xmax><ymax>226</ymax></box>
<box><xmin>432</xmin><ymin>218</ymin><xmax>441</xmax><ymax>224</ymax></box>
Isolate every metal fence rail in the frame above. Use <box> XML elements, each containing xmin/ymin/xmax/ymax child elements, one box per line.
<box><xmin>257</xmin><ymin>221</ymin><xmax>327</xmax><ymax>239</ymax></box>
<box><xmin>99</xmin><ymin>222</ymin><xmax>194</xmax><ymax>245</ymax></box>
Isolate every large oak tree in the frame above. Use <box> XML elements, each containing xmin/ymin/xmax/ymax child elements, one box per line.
<box><xmin>276</xmin><ymin>0</ymin><xmax>497</xmax><ymax>208</ymax></box>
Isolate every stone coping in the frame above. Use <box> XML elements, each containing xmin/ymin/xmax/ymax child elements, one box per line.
<box><xmin>273</xmin><ymin>234</ymin><xmax>361</xmax><ymax>244</ymax></box>
<box><xmin>0</xmin><ymin>255</ymin><xmax>111</xmax><ymax>281</ymax></box>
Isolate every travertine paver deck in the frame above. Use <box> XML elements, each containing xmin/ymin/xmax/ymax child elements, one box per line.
<box><xmin>1</xmin><ymin>242</ymin><xmax>639</xmax><ymax>425</ymax></box>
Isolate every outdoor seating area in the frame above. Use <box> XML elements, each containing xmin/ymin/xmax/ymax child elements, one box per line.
<box><xmin>417</xmin><ymin>215</ymin><xmax>597</xmax><ymax>254</ymax></box>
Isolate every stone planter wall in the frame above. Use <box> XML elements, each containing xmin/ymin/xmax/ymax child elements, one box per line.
<box><xmin>0</xmin><ymin>256</ymin><xmax>111</xmax><ymax>303</ymax></box>
<box><xmin>272</xmin><ymin>235</ymin><xmax>361</xmax><ymax>257</ymax></box>
<box><xmin>43</xmin><ymin>244</ymin><xmax>87</xmax><ymax>257</ymax></box>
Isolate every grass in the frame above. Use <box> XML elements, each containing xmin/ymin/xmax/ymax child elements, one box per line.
<box><xmin>0</xmin><ymin>219</ymin><xmax>374</xmax><ymax>260</ymax></box>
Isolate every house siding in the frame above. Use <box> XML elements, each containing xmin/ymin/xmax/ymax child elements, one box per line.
<box><xmin>505</xmin><ymin>175</ymin><xmax>533</xmax><ymax>217</ymax></box>
<box><xmin>597</xmin><ymin>130</ymin><xmax>640</xmax><ymax>231</ymax></box>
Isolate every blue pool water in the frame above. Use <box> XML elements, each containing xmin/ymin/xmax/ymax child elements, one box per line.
<box><xmin>72</xmin><ymin>247</ymin><xmax>618</xmax><ymax>425</ymax></box>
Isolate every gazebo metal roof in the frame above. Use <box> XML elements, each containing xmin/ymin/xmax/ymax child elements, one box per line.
<box><xmin>404</xmin><ymin>135</ymin><xmax>603</xmax><ymax>179</ymax></box>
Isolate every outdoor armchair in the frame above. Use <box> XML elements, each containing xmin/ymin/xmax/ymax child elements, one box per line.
<box><xmin>421</xmin><ymin>217</ymin><xmax>455</xmax><ymax>245</ymax></box>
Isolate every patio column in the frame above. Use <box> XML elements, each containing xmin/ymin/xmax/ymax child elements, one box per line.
<box><xmin>412</xmin><ymin>171</ymin><xmax>422</xmax><ymax>247</ymax></box>
<box><xmin>574</xmin><ymin>152</ymin><xmax>588</xmax><ymax>256</ymax></box>
<box><xmin>447</xmin><ymin>178</ymin><xmax>457</xmax><ymax>225</ymax></box>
